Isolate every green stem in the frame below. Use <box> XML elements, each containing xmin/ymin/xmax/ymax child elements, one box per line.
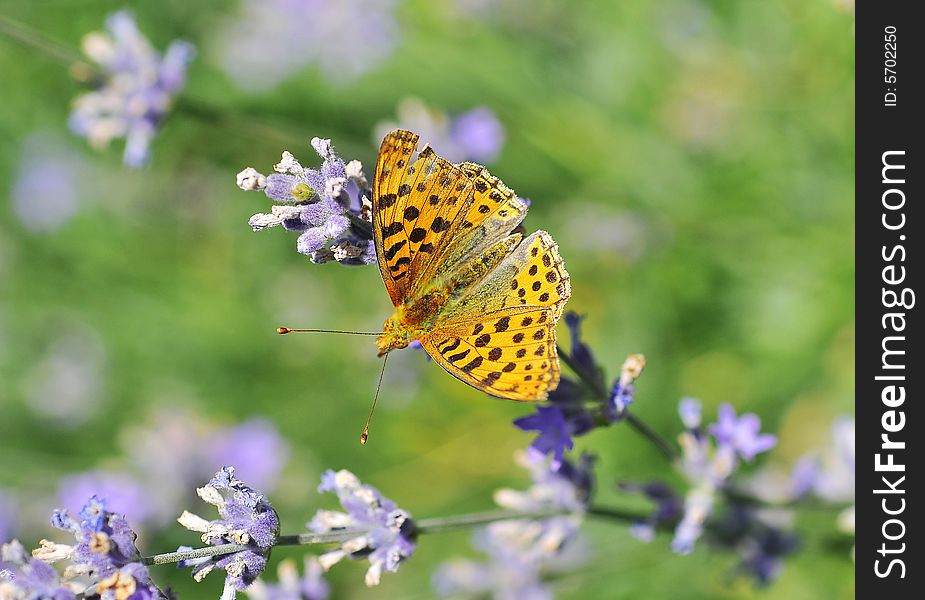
<box><xmin>0</xmin><ymin>14</ymin><xmax>86</xmax><ymax>66</ymax></box>
<box><xmin>142</xmin><ymin>505</ymin><xmax>648</xmax><ymax>566</ymax></box>
<box><xmin>556</xmin><ymin>345</ymin><xmax>678</xmax><ymax>460</ymax></box>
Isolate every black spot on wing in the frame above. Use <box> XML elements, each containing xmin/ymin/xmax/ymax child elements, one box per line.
<box><xmin>381</xmin><ymin>222</ymin><xmax>404</xmax><ymax>238</ymax></box>
<box><xmin>384</xmin><ymin>240</ymin><xmax>406</xmax><ymax>260</ymax></box>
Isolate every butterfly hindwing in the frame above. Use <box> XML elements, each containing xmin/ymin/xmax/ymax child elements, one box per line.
<box><xmin>420</xmin><ymin>307</ymin><xmax>560</xmax><ymax>401</ymax></box>
<box><xmin>441</xmin><ymin>230</ymin><xmax>571</xmax><ymax>322</ymax></box>
<box><xmin>373</xmin><ymin>131</ymin><xmax>474</xmax><ymax>306</ymax></box>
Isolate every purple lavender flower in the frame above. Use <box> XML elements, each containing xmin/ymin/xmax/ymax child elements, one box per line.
<box><xmin>120</xmin><ymin>409</ymin><xmax>289</xmax><ymax>526</ymax></box>
<box><xmin>42</xmin><ymin>496</ymin><xmax>164</xmax><ymax>598</ymax></box>
<box><xmin>69</xmin><ymin>11</ymin><xmax>194</xmax><ymax>167</ymax></box>
<box><xmin>244</xmin><ymin>557</ymin><xmax>329</xmax><ymax>600</ymax></box>
<box><xmin>494</xmin><ymin>451</ymin><xmax>594</xmax><ymax>515</ymax></box>
<box><xmin>563</xmin><ymin>313</ymin><xmax>597</xmax><ymax>377</ymax></box>
<box><xmin>432</xmin><ymin>524</ymin><xmax>554</xmax><ymax>600</ymax></box>
<box><xmin>308</xmin><ymin>469</ymin><xmax>416</xmax><ymax>587</ymax></box>
<box><xmin>710</xmin><ymin>404</ymin><xmax>778</xmax><ymax>462</ymax></box>
<box><xmin>436</xmin><ymin>452</ymin><xmax>591</xmax><ymax>599</ymax></box>
<box><xmin>214</xmin><ymin>0</ymin><xmax>399</xmax><ymax>90</ymax></box>
<box><xmin>513</xmin><ymin>405</ymin><xmax>576</xmax><ymax>468</ymax></box>
<box><xmin>515</xmin><ymin>314</ymin><xmax>646</xmax><ymax>463</ymax></box>
<box><xmin>671</xmin><ymin>399</ymin><xmax>778</xmax><ymax>554</ymax></box>
<box><xmin>0</xmin><ymin>539</ymin><xmax>75</xmax><ymax>599</ymax></box>
<box><xmin>57</xmin><ymin>471</ymin><xmax>153</xmax><ymax>527</ymax></box>
<box><xmin>239</xmin><ymin>138</ymin><xmax>375</xmax><ymax>266</ymax></box>
<box><xmin>207</xmin><ymin>419</ymin><xmax>290</xmax><ymax>494</ymax></box>
<box><xmin>374</xmin><ymin>98</ymin><xmax>505</xmax><ymax>163</ymax></box>
<box><xmin>607</xmin><ymin>354</ymin><xmax>646</xmax><ymax>421</ymax></box>
<box><xmin>177</xmin><ymin>467</ymin><xmax>279</xmax><ymax>598</ymax></box>
<box><xmin>49</xmin><ymin>495</ymin><xmax>143</xmax><ymax>577</ymax></box>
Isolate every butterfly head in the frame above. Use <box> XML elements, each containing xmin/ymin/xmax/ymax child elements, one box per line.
<box><xmin>375</xmin><ymin>317</ymin><xmax>411</xmax><ymax>357</ymax></box>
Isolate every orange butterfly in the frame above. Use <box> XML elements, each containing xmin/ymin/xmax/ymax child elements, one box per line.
<box><xmin>371</xmin><ymin>130</ymin><xmax>571</xmax><ymax>401</ymax></box>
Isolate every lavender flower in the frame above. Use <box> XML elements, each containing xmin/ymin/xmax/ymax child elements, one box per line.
<box><xmin>435</xmin><ymin>452</ymin><xmax>591</xmax><ymax>599</ymax></box>
<box><xmin>308</xmin><ymin>469</ymin><xmax>415</xmax><ymax>586</ymax></box>
<box><xmin>515</xmin><ymin>313</ymin><xmax>646</xmax><ymax>464</ymax></box>
<box><xmin>244</xmin><ymin>557</ymin><xmax>329</xmax><ymax>600</ymax></box>
<box><xmin>69</xmin><ymin>11</ymin><xmax>194</xmax><ymax>167</ymax></box>
<box><xmin>119</xmin><ymin>410</ymin><xmax>290</xmax><ymax>526</ymax></box>
<box><xmin>512</xmin><ymin>405</ymin><xmax>578</xmax><ymax>468</ymax></box>
<box><xmin>214</xmin><ymin>0</ymin><xmax>399</xmax><ymax>90</ymax></box>
<box><xmin>607</xmin><ymin>354</ymin><xmax>646</xmax><ymax>421</ymax></box>
<box><xmin>710</xmin><ymin>404</ymin><xmax>778</xmax><ymax>462</ymax></box>
<box><xmin>433</xmin><ymin>524</ymin><xmax>555</xmax><ymax>600</ymax></box>
<box><xmin>177</xmin><ymin>467</ymin><xmax>279</xmax><ymax>598</ymax></box>
<box><xmin>41</xmin><ymin>496</ymin><xmax>164</xmax><ymax>598</ymax></box>
<box><xmin>0</xmin><ymin>539</ymin><xmax>75</xmax><ymax>599</ymax></box>
<box><xmin>671</xmin><ymin>399</ymin><xmax>777</xmax><ymax>554</ymax></box>
<box><xmin>239</xmin><ymin>138</ymin><xmax>375</xmax><ymax>266</ymax></box>
<box><xmin>374</xmin><ymin>98</ymin><xmax>505</xmax><ymax>163</ymax></box>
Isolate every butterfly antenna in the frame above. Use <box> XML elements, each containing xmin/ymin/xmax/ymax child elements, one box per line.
<box><xmin>361</xmin><ymin>352</ymin><xmax>389</xmax><ymax>446</ymax></box>
<box><xmin>277</xmin><ymin>327</ymin><xmax>382</xmax><ymax>336</ymax></box>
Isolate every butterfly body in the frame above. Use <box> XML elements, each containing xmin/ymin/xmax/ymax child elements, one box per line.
<box><xmin>372</xmin><ymin>130</ymin><xmax>571</xmax><ymax>401</ymax></box>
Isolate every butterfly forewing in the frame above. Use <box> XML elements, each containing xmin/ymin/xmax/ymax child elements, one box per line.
<box><xmin>423</xmin><ymin>163</ymin><xmax>529</xmax><ymax>284</ymax></box>
<box><xmin>373</xmin><ymin>131</ymin><xmax>473</xmax><ymax>306</ymax></box>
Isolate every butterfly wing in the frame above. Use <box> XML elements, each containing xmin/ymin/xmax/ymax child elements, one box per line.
<box><xmin>372</xmin><ymin>131</ymin><xmax>474</xmax><ymax>306</ymax></box>
<box><xmin>419</xmin><ymin>307</ymin><xmax>560</xmax><ymax>401</ymax></box>
<box><xmin>420</xmin><ymin>231</ymin><xmax>571</xmax><ymax>401</ymax></box>
<box><xmin>373</xmin><ymin>131</ymin><xmax>531</xmax><ymax>305</ymax></box>
<box><xmin>442</xmin><ymin>230</ymin><xmax>571</xmax><ymax>322</ymax></box>
<box><xmin>420</xmin><ymin>161</ymin><xmax>529</xmax><ymax>285</ymax></box>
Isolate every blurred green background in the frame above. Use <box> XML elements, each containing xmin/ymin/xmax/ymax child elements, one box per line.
<box><xmin>0</xmin><ymin>0</ymin><xmax>853</xmax><ymax>598</ymax></box>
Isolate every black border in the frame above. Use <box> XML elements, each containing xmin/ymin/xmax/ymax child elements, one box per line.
<box><xmin>856</xmin><ymin>1</ymin><xmax>921</xmax><ymax>596</ymax></box>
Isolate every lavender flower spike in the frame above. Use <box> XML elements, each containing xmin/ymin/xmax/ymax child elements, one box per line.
<box><xmin>308</xmin><ymin>470</ymin><xmax>416</xmax><ymax>586</ymax></box>
<box><xmin>70</xmin><ymin>11</ymin><xmax>194</xmax><ymax>167</ymax></box>
<box><xmin>710</xmin><ymin>404</ymin><xmax>777</xmax><ymax>462</ymax></box>
<box><xmin>239</xmin><ymin>138</ymin><xmax>375</xmax><ymax>266</ymax></box>
<box><xmin>45</xmin><ymin>496</ymin><xmax>164</xmax><ymax>598</ymax></box>
<box><xmin>435</xmin><ymin>452</ymin><xmax>592</xmax><ymax>599</ymax></box>
<box><xmin>177</xmin><ymin>467</ymin><xmax>279</xmax><ymax>599</ymax></box>
<box><xmin>244</xmin><ymin>556</ymin><xmax>329</xmax><ymax>600</ymax></box>
<box><xmin>1</xmin><ymin>539</ymin><xmax>76</xmax><ymax>599</ymax></box>
<box><xmin>608</xmin><ymin>353</ymin><xmax>646</xmax><ymax>420</ymax></box>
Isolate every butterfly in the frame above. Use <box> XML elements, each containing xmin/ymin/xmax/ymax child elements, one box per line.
<box><xmin>372</xmin><ymin>130</ymin><xmax>571</xmax><ymax>401</ymax></box>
